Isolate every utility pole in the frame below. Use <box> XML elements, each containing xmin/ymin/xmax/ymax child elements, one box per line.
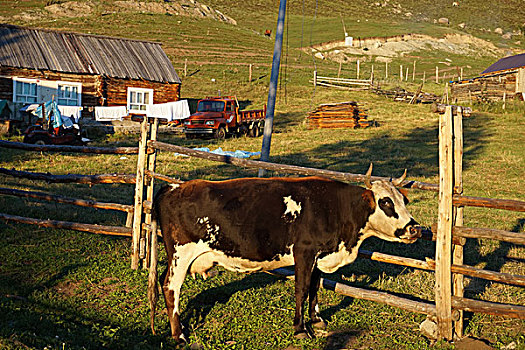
<box><xmin>259</xmin><ymin>0</ymin><xmax>286</xmax><ymax>177</ymax></box>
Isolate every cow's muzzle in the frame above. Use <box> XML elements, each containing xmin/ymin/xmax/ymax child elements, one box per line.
<box><xmin>395</xmin><ymin>219</ymin><xmax>421</xmax><ymax>243</ymax></box>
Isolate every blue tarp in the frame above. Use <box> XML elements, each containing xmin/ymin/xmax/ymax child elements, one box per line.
<box><xmin>175</xmin><ymin>147</ymin><xmax>261</xmax><ymax>159</ymax></box>
<box><xmin>33</xmin><ymin>100</ymin><xmax>73</xmax><ymax>129</ymax></box>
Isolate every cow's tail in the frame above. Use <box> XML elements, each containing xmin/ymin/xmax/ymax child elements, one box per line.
<box><xmin>147</xmin><ymin>215</ymin><xmax>159</xmax><ymax>335</ymax></box>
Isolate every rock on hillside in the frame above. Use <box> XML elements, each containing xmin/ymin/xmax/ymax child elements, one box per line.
<box><xmin>114</xmin><ymin>1</ymin><xmax>237</xmax><ymax>25</ymax></box>
<box><xmin>9</xmin><ymin>0</ymin><xmax>236</xmax><ymax>25</ymax></box>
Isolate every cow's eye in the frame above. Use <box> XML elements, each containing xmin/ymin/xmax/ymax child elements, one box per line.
<box><xmin>378</xmin><ymin>198</ymin><xmax>398</xmax><ymax>218</ymax></box>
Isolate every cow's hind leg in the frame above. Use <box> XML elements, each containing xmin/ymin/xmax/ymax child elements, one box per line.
<box><xmin>293</xmin><ymin>247</ymin><xmax>316</xmax><ymax>339</ymax></box>
<box><xmin>308</xmin><ymin>266</ymin><xmax>327</xmax><ymax>330</ymax></box>
<box><xmin>162</xmin><ymin>244</ymin><xmax>202</xmax><ymax>343</ymax></box>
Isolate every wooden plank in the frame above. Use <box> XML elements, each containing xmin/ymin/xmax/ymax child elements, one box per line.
<box><xmin>0</xmin><ymin>212</ymin><xmax>131</xmax><ymax>236</ymax></box>
<box><xmin>0</xmin><ymin>140</ymin><xmax>140</xmax><ymax>154</ymax></box>
<box><xmin>269</xmin><ymin>268</ymin><xmax>437</xmax><ymax>316</ymax></box>
<box><xmin>360</xmin><ymin>250</ymin><xmax>525</xmax><ymax>288</ymax></box>
<box><xmin>453</xmin><ymin>108</ymin><xmax>464</xmax><ymax>338</ymax></box>
<box><xmin>453</xmin><ymin>195</ymin><xmax>525</xmax><ymax>212</ymax></box>
<box><xmin>0</xmin><ymin>167</ymin><xmax>136</xmax><ymax>184</ymax></box>
<box><xmin>148</xmin><ymin>141</ymin><xmax>440</xmax><ymax>192</ymax></box>
<box><xmin>0</xmin><ymin>187</ymin><xmax>132</xmax><ymax>212</ymax></box>
<box><xmin>452</xmin><ymin>296</ymin><xmax>525</xmax><ymax>319</ymax></box>
<box><xmin>453</xmin><ymin>226</ymin><xmax>525</xmax><ymax>245</ymax></box>
<box><xmin>143</xmin><ymin>118</ymin><xmax>158</xmax><ymax>270</ymax></box>
<box><xmin>131</xmin><ymin>117</ymin><xmax>149</xmax><ymax>270</ymax></box>
<box><xmin>436</xmin><ymin>106</ymin><xmax>454</xmax><ymax>340</ymax></box>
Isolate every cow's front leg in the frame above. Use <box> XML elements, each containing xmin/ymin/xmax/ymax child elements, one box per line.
<box><xmin>308</xmin><ymin>266</ymin><xmax>327</xmax><ymax>330</ymax></box>
<box><xmin>293</xmin><ymin>247</ymin><xmax>316</xmax><ymax>339</ymax></box>
<box><xmin>162</xmin><ymin>247</ymin><xmax>195</xmax><ymax>343</ymax></box>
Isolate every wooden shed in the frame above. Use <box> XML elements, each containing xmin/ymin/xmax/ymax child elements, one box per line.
<box><xmin>451</xmin><ymin>53</ymin><xmax>525</xmax><ymax>103</ymax></box>
<box><xmin>0</xmin><ymin>24</ymin><xmax>182</xmax><ymax>120</ymax></box>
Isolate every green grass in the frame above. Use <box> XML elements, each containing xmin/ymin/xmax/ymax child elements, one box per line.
<box><xmin>1</xmin><ymin>0</ymin><xmax>525</xmax><ymax>349</ymax></box>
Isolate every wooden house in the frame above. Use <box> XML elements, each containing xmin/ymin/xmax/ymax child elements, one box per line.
<box><xmin>0</xmin><ymin>24</ymin><xmax>181</xmax><ymax>120</ymax></box>
<box><xmin>451</xmin><ymin>53</ymin><xmax>525</xmax><ymax>103</ymax></box>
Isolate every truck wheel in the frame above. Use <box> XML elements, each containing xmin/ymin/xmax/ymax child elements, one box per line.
<box><xmin>249</xmin><ymin>124</ymin><xmax>259</xmax><ymax>137</ymax></box>
<box><xmin>215</xmin><ymin>127</ymin><xmax>226</xmax><ymax>140</ymax></box>
<box><xmin>238</xmin><ymin>125</ymin><xmax>248</xmax><ymax>137</ymax></box>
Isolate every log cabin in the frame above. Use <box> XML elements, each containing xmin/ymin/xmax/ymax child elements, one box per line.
<box><xmin>0</xmin><ymin>24</ymin><xmax>182</xmax><ymax>122</ymax></box>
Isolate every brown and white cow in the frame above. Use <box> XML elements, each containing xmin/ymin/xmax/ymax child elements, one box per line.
<box><xmin>149</xmin><ymin>165</ymin><xmax>421</xmax><ymax>341</ymax></box>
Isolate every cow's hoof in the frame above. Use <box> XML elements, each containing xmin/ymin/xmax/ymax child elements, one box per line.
<box><xmin>312</xmin><ymin>319</ymin><xmax>328</xmax><ymax>330</ymax></box>
<box><xmin>173</xmin><ymin>333</ymin><xmax>187</xmax><ymax>344</ymax></box>
<box><xmin>294</xmin><ymin>331</ymin><xmax>310</xmax><ymax>340</ymax></box>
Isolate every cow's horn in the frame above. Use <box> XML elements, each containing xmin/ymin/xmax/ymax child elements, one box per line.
<box><xmin>392</xmin><ymin>169</ymin><xmax>407</xmax><ymax>186</ymax></box>
<box><xmin>364</xmin><ymin>163</ymin><xmax>373</xmax><ymax>189</ymax></box>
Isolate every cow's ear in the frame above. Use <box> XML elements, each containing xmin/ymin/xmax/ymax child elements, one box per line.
<box><xmin>398</xmin><ymin>188</ymin><xmax>410</xmax><ymax>204</ymax></box>
<box><xmin>361</xmin><ymin>189</ymin><xmax>376</xmax><ymax>210</ymax></box>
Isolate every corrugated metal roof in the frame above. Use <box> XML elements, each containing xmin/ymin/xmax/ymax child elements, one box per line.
<box><xmin>482</xmin><ymin>53</ymin><xmax>525</xmax><ymax>75</ymax></box>
<box><xmin>0</xmin><ymin>24</ymin><xmax>181</xmax><ymax>83</ymax></box>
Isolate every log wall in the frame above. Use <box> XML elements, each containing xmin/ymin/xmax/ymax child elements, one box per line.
<box><xmin>451</xmin><ymin>71</ymin><xmax>520</xmax><ymax>103</ymax></box>
<box><xmin>104</xmin><ymin>76</ymin><xmax>180</xmax><ymax>107</ymax></box>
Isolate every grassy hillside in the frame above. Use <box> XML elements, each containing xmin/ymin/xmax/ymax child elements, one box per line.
<box><xmin>0</xmin><ymin>1</ymin><xmax>524</xmax><ymax>349</ymax></box>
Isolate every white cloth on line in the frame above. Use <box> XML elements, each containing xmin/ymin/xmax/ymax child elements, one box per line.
<box><xmin>58</xmin><ymin>105</ymin><xmax>83</xmax><ymax>122</ymax></box>
<box><xmin>95</xmin><ymin>106</ymin><xmax>127</xmax><ymax>121</ymax></box>
<box><xmin>147</xmin><ymin>100</ymin><xmax>190</xmax><ymax>121</ymax></box>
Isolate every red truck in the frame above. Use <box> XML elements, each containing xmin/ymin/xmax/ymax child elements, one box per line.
<box><xmin>183</xmin><ymin>96</ymin><xmax>266</xmax><ymax>139</ymax></box>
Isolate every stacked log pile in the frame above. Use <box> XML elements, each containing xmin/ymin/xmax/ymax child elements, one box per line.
<box><xmin>370</xmin><ymin>85</ymin><xmax>439</xmax><ymax>104</ymax></box>
<box><xmin>306</xmin><ymin>101</ymin><xmax>377</xmax><ymax>129</ymax></box>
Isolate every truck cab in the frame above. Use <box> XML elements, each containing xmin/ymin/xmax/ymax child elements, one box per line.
<box><xmin>183</xmin><ymin>96</ymin><xmax>265</xmax><ymax>140</ymax></box>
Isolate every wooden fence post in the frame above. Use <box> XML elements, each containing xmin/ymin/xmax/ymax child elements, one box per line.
<box><xmin>338</xmin><ymin>61</ymin><xmax>342</xmax><ymax>79</ymax></box>
<box><xmin>413</xmin><ymin>61</ymin><xmax>416</xmax><ymax>81</ymax></box>
<box><xmin>357</xmin><ymin>60</ymin><xmax>360</xmax><ymax>79</ymax></box>
<box><xmin>453</xmin><ymin>107</ymin><xmax>464</xmax><ymax>338</ymax></box>
<box><xmin>385</xmin><ymin>61</ymin><xmax>388</xmax><ymax>79</ymax></box>
<box><xmin>400</xmin><ymin>65</ymin><xmax>403</xmax><ymax>82</ymax></box>
<box><xmin>436</xmin><ymin>66</ymin><xmax>439</xmax><ymax>84</ymax></box>
<box><xmin>249</xmin><ymin>63</ymin><xmax>253</xmax><ymax>82</ymax></box>
<box><xmin>131</xmin><ymin>117</ymin><xmax>149</xmax><ymax>270</ymax></box>
<box><xmin>313</xmin><ymin>70</ymin><xmax>317</xmax><ymax>87</ymax></box>
<box><xmin>143</xmin><ymin>117</ymin><xmax>159</xmax><ymax>270</ymax></box>
<box><xmin>436</xmin><ymin>106</ymin><xmax>454</xmax><ymax>340</ymax></box>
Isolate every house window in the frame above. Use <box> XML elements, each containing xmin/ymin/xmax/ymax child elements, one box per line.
<box><xmin>128</xmin><ymin>88</ymin><xmax>153</xmax><ymax>113</ymax></box>
<box><xmin>13</xmin><ymin>79</ymin><xmax>38</xmax><ymax>103</ymax></box>
<box><xmin>57</xmin><ymin>83</ymin><xmax>81</xmax><ymax>106</ymax></box>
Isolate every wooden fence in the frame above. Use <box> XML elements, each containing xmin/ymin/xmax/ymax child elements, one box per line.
<box><xmin>0</xmin><ymin>140</ymin><xmax>139</xmax><ymax>237</ymax></box>
<box><xmin>138</xmin><ymin>109</ymin><xmax>525</xmax><ymax>341</ymax></box>
<box><xmin>1</xmin><ymin>109</ymin><xmax>524</xmax><ymax>342</ymax></box>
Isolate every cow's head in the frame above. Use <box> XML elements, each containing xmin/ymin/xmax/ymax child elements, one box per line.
<box><xmin>361</xmin><ymin>164</ymin><xmax>421</xmax><ymax>243</ymax></box>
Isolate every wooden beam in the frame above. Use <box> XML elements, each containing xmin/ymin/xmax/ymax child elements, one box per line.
<box><xmin>453</xmin><ymin>108</ymin><xmax>464</xmax><ymax>338</ymax></box>
<box><xmin>148</xmin><ymin>141</ymin><xmax>439</xmax><ymax>192</ymax></box>
<box><xmin>453</xmin><ymin>226</ymin><xmax>525</xmax><ymax>245</ymax></box>
<box><xmin>0</xmin><ymin>212</ymin><xmax>131</xmax><ymax>237</ymax></box>
<box><xmin>436</xmin><ymin>106</ymin><xmax>454</xmax><ymax>340</ymax></box>
<box><xmin>145</xmin><ymin>170</ymin><xmax>184</xmax><ymax>185</ymax></box>
<box><xmin>0</xmin><ymin>140</ymin><xmax>140</xmax><ymax>154</ymax></box>
<box><xmin>0</xmin><ymin>167</ymin><xmax>136</xmax><ymax>184</ymax></box>
<box><xmin>0</xmin><ymin>187</ymin><xmax>132</xmax><ymax>212</ymax></box>
<box><xmin>269</xmin><ymin>268</ymin><xmax>437</xmax><ymax>316</ymax></box>
<box><xmin>453</xmin><ymin>195</ymin><xmax>525</xmax><ymax>212</ymax></box>
<box><xmin>452</xmin><ymin>296</ymin><xmax>525</xmax><ymax>319</ymax></box>
<box><xmin>131</xmin><ymin>117</ymin><xmax>149</xmax><ymax>270</ymax></box>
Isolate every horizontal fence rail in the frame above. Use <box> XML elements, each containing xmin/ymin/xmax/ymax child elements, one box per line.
<box><xmin>0</xmin><ymin>167</ymin><xmax>136</xmax><ymax>184</ymax></box>
<box><xmin>269</xmin><ymin>267</ymin><xmax>437</xmax><ymax>316</ymax></box>
<box><xmin>0</xmin><ymin>187</ymin><xmax>133</xmax><ymax>213</ymax></box>
<box><xmin>0</xmin><ymin>140</ymin><xmax>140</xmax><ymax>154</ymax></box>
<box><xmin>149</xmin><ymin>140</ymin><xmax>439</xmax><ymax>192</ymax></box>
<box><xmin>0</xmin><ymin>213</ymin><xmax>132</xmax><ymax>237</ymax></box>
<box><xmin>453</xmin><ymin>195</ymin><xmax>525</xmax><ymax>212</ymax></box>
